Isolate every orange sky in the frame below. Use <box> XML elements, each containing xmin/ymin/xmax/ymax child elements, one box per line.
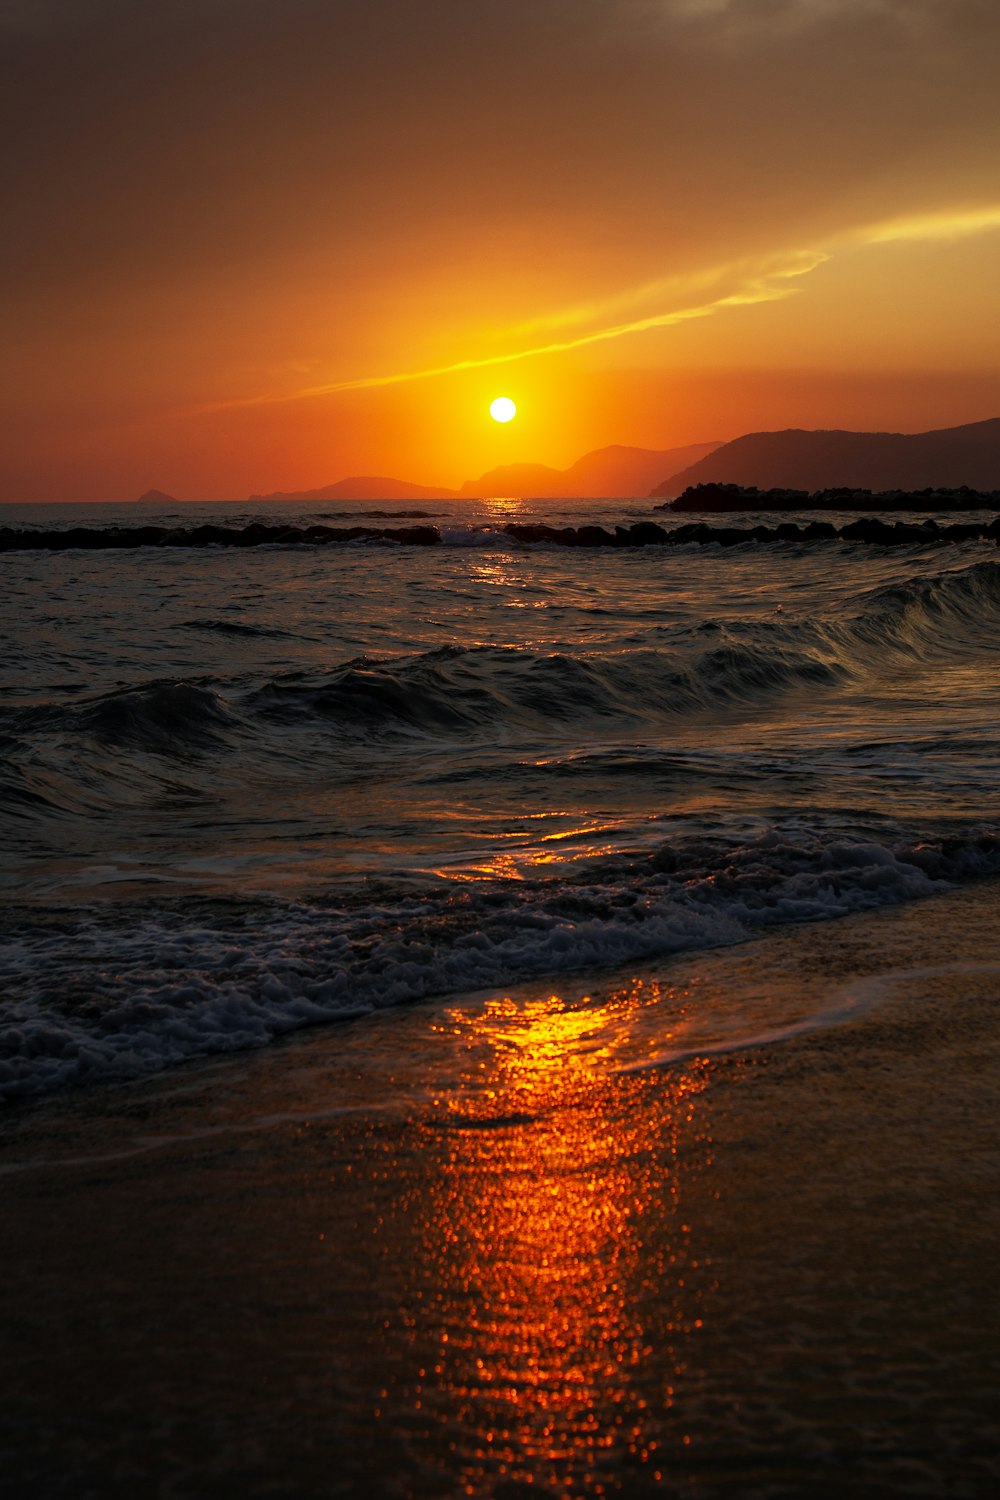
<box><xmin>2</xmin><ymin>0</ymin><xmax>1000</xmax><ymax>501</ymax></box>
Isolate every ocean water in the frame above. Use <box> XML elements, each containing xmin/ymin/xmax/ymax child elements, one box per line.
<box><xmin>3</xmin><ymin>493</ymin><xmax>1000</xmax><ymax>1102</ymax></box>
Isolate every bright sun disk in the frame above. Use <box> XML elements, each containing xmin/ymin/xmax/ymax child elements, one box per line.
<box><xmin>490</xmin><ymin>396</ymin><xmax>517</xmax><ymax>423</ymax></box>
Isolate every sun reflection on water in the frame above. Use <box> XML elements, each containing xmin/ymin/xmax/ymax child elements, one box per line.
<box><xmin>428</xmin><ymin>816</ymin><xmax>634</xmax><ymax>882</ymax></box>
<box><xmin>479</xmin><ymin>496</ymin><xmax>529</xmax><ymax>519</ymax></box>
<box><xmin>394</xmin><ymin>979</ymin><xmax>714</xmax><ymax>1495</ymax></box>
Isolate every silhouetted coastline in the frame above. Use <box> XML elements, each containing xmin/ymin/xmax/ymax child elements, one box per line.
<box><xmin>663</xmin><ymin>481</ymin><xmax>1000</xmax><ymax>512</ymax></box>
<box><xmin>653</xmin><ymin>418</ymin><xmax>1000</xmax><ymax>496</ymax></box>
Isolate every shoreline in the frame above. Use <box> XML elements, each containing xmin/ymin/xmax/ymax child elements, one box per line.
<box><xmin>2</xmin><ymin>883</ymin><xmax>999</xmax><ymax>1496</ymax></box>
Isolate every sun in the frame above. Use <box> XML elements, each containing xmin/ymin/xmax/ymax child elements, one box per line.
<box><xmin>489</xmin><ymin>396</ymin><xmax>517</xmax><ymax>423</ymax></box>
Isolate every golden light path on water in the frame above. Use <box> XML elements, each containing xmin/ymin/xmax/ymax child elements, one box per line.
<box><xmin>380</xmin><ymin>975</ymin><xmax>717</xmax><ymax>1496</ymax></box>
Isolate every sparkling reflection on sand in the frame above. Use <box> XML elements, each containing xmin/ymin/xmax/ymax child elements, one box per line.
<box><xmin>391</xmin><ymin>983</ymin><xmax>714</xmax><ymax>1495</ymax></box>
<box><xmin>3</xmin><ymin>891</ymin><xmax>999</xmax><ymax>1497</ymax></box>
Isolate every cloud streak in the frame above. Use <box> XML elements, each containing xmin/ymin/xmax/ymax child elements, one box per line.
<box><xmin>200</xmin><ymin>252</ymin><xmax>828</xmax><ymax>411</ymax></box>
<box><xmin>200</xmin><ymin>195</ymin><xmax>1000</xmax><ymax>412</ymax></box>
<box><xmin>860</xmin><ymin>204</ymin><xmax>1000</xmax><ymax>245</ymax></box>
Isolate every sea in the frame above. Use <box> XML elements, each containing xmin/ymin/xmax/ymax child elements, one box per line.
<box><xmin>3</xmin><ymin>492</ymin><xmax>1000</xmax><ymax>1104</ymax></box>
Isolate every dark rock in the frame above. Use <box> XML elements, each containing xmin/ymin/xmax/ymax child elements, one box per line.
<box><xmin>669</xmin><ymin>523</ymin><xmax>715</xmax><ymax>545</ymax></box>
<box><xmin>234</xmin><ymin>522</ymin><xmax>277</xmax><ymax>546</ymax></box>
<box><xmin>502</xmin><ymin>523</ymin><xmax>563</xmax><ymax>545</ymax></box>
<box><xmin>840</xmin><ymin>518</ymin><xmax>897</xmax><ymax>543</ymax></box>
<box><xmin>667</xmin><ymin>479</ymin><xmax>1000</xmax><ymax>513</ymax></box>
<box><xmin>939</xmin><ymin>522</ymin><xmax>985</xmax><ymax>543</ymax></box>
<box><xmin>1</xmin><ymin>505</ymin><xmax>996</xmax><ymax>555</ymax></box>
<box><xmin>885</xmin><ymin>523</ymin><xmax>927</xmax><ymax>544</ymax></box>
<box><xmin>574</xmin><ymin>525</ymin><xmax>616</xmax><ymax>547</ymax></box>
<box><xmin>626</xmin><ymin>521</ymin><xmax>669</xmax><ymax>546</ymax></box>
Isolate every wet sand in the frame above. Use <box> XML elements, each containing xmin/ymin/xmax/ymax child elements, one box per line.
<box><xmin>1</xmin><ymin>884</ymin><xmax>999</xmax><ymax>1498</ymax></box>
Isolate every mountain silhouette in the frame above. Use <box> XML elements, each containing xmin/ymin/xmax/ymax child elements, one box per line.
<box><xmin>459</xmin><ymin>442</ymin><xmax>719</xmax><ymax>499</ymax></box>
<box><xmin>249</xmin><ymin>443</ymin><xmax>720</xmax><ymax>504</ymax></box>
<box><xmin>250</xmin><ymin>476</ymin><xmax>459</xmax><ymax>502</ymax></box>
<box><xmin>652</xmin><ymin>419</ymin><xmax>1000</xmax><ymax>496</ymax></box>
<box><xmin>457</xmin><ymin>462</ymin><xmax>565</xmax><ymax>498</ymax></box>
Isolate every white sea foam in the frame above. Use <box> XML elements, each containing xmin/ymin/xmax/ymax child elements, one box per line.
<box><xmin>3</xmin><ymin>825</ymin><xmax>994</xmax><ymax>1101</ymax></box>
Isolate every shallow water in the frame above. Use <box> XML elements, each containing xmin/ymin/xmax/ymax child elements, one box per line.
<box><xmin>2</xmin><ymin>888</ymin><xmax>998</xmax><ymax>1499</ymax></box>
<box><xmin>3</xmin><ymin>494</ymin><xmax>1000</xmax><ymax>1099</ymax></box>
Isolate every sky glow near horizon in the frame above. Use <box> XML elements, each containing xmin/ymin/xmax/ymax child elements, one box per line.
<box><xmin>2</xmin><ymin>0</ymin><xmax>999</xmax><ymax>499</ymax></box>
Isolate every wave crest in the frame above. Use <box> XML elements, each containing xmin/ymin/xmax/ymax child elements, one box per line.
<box><xmin>2</xmin><ymin>822</ymin><xmax>998</xmax><ymax>1101</ymax></box>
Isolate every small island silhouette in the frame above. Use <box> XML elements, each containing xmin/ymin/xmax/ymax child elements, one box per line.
<box><xmin>133</xmin><ymin>489</ymin><xmax>177</xmax><ymax>505</ymax></box>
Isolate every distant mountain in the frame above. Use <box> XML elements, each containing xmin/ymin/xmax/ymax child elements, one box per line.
<box><xmin>458</xmin><ymin>462</ymin><xmax>565</xmax><ymax>498</ymax></box>
<box><xmin>651</xmin><ymin>419</ymin><xmax>1000</xmax><ymax>497</ymax></box>
<box><xmin>249</xmin><ymin>476</ymin><xmax>459</xmax><ymax>502</ymax></box>
<box><xmin>460</xmin><ymin>443</ymin><xmax>720</xmax><ymax>499</ymax></box>
<box><xmin>134</xmin><ymin>488</ymin><xmax>177</xmax><ymax>504</ymax></box>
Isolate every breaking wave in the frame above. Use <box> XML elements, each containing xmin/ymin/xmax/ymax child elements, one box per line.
<box><xmin>3</xmin><ymin>822</ymin><xmax>999</xmax><ymax>1101</ymax></box>
<box><xmin>3</xmin><ymin>560</ymin><xmax>999</xmax><ymax>781</ymax></box>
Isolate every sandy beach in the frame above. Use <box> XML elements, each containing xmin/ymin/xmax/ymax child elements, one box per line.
<box><xmin>2</xmin><ymin>881</ymin><xmax>999</xmax><ymax>1499</ymax></box>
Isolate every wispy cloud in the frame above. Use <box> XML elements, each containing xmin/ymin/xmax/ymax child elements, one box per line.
<box><xmin>860</xmin><ymin>204</ymin><xmax>1000</xmax><ymax>245</ymax></box>
<box><xmin>660</xmin><ymin>0</ymin><xmax>951</xmax><ymax>29</ymax></box>
<box><xmin>200</xmin><ymin>251</ymin><xmax>826</xmax><ymax>411</ymax></box>
<box><xmin>651</xmin><ymin>0</ymin><xmax>948</xmax><ymax>43</ymax></box>
<box><xmin>198</xmin><ymin>197</ymin><xmax>1000</xmax><ymax>415</ymax></box>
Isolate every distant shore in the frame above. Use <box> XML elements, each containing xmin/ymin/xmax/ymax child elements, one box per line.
<box><xmin>664</xmin><ymin>480</ymin><xmax>1000</xmax><ymax>511</ymax></box>
<box><xmin>2</xmin><ymin>883</ymin><xmax>998</xmax><ymax>1497</ymax></box>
